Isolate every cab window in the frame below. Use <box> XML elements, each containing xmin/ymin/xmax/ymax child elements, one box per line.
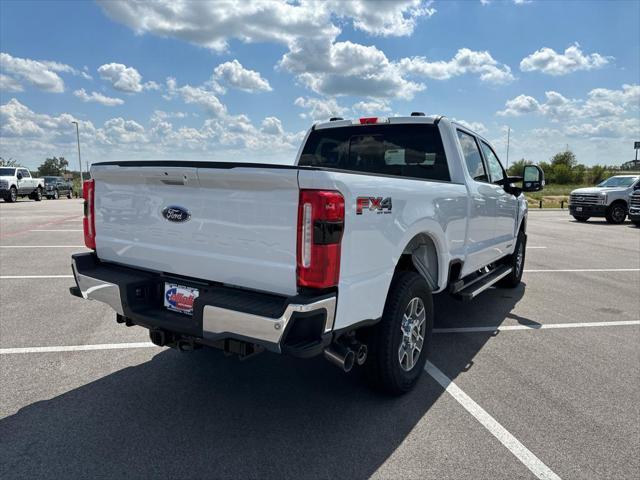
<box><xmin>19</xmin><ymin>169</ymin><xmax>30</xmax><ymax>178</ymax></box>
<box><xmin>457</xmin><ymin>130</ymin><xmax>488</xmax><ymax>182</ymax></box>
<box><xmin>480</xmin><ymin>142</ymin><xmax>505</xmax><ymax>184</ymax></box>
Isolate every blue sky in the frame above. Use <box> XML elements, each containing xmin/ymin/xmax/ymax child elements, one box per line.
<box><xmin>1</xmin><ymin>0</ymin><xmax>639</xmax><ymax>171</ymax></box>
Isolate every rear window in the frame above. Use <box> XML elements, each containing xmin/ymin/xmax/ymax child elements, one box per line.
<box><xmin>299</xmin><ymin>124</ymin><xmax>450</xmax><ymax>182</ymax></box>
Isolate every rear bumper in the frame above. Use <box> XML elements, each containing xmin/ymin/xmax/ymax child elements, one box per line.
<box><xmin>70</xmin><ymin>252</ymin><xmax>336</xmax><ymax>356</ymax></box>
<box><xmin>569</xmin><ymin>204</ymin><xmax>606</xmax><ymax>217</ymax></box>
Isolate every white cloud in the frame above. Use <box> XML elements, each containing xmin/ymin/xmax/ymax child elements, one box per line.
<box><xmin>399</xmin><ymin>48</ymin><xmax>515</xmax><ymax>84</ymax></box>
<box><xmin>453</xmin><ymin>119</ymin><xmax>488</xmax><ymax>135</ymax></box>
<box><xmin>0</xmin><ymin>73</ymin><xmax>23</xmax><ymax>92</ymax></box>
<box><xmin>294</xmin><ymin>96</ymin><xmax>348</xmax><ymax>121</ymax></box>
<box><xmin>520</xmin><ymin>43</ymin><xmax>611</xmax><ymax>76</ymax></box>
<box><xmin>97</xmin><ymin>63</ymin><xmax>157</xmax><ymax>93</ymax></box>
<box><xmin>165</xmin><ymin>77</ymin><xmax>228</xmax><ymax>117</ymax></box>
<box><xmin>96</xmin><ymin>117</ymin><xmax>147</xmax><ymax>144</ymax></box>
<box><xmin>282</xmin><ymin>40</ymin><xmax>425</xmax><ymax>99</ymax></box>
<box><xmin>498</xmin><ymin>84</ymin><xmax>640</xmax><ymax>119</ymax></box>
<box><xmin>0</xmin><ymin>52</ymin><xmax>84</xmax><ymax>93</ymax></box>
<box><xmin>213</xmin><ymin>60</ymin><xmax>272</xmax><ymax>92</ymax></box>
<box><xmin>260</xmin><ymin>116</ymin><xmax>284</xmax><ymax>135</ymax></box>
<box><xmin>352</xmin><ymin>100</ymin><xmax>392</xmax><ymax>115</ymax></box>
<box><xmin>73</xmin><ymin>88</ymin><xmax>124</xmax><ymax>106</ymax></box>
<box><xmin>564</xmin><ymin>118</ymin><xmax>639</xmax><ymax>139</ymax></box>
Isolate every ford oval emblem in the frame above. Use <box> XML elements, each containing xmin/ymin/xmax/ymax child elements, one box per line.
<box><xmin>162</xmin><ymin>206</ymin><xmax>191</xmax><ymax>223</ymax></box>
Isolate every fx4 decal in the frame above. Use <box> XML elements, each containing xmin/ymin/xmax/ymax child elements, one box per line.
<box><xmin>356</xmin><ymin>196</ymin><xmax>392</xmax><ymax>215</ymax></box>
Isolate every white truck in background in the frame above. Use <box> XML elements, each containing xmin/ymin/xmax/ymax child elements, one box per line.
<box><xmin>569</xmin><ymin>175</ymin><xmax>640</xmax><ymax>224</ymax></box>
<box><xmin>0</xmin><ymin>167</ymin><xmax>44</xmax><ymax>202</ymax></box>
<box><xmin>70</xmin><ymin>114</ymin><xmax>544</xmax><ymax>394</ymax></box>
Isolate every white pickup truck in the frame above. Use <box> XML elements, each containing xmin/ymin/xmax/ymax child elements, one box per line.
<box><xmin>70</xmin><ymin>115</ymin><xmax>544</xmax><ymax>393</ymax></box>
<box><xmin>0</xmin><ymin>167</ymin><xmax>45</xmax><ymax>202</ymax></box>
<box><xmin>569</xmin><ymin>175</ymin><xmax>640</xmax><ymax>224</ymax></box>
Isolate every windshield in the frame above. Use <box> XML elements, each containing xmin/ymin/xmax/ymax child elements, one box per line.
<box><xmin>44</xmin><ymin>176</ymin><xmax>60</xmax><ymax>183</ymax></box>
<box><xmin>597</xmin><ymin>176</ymin><xmax>638</xmax><ymax>187</ymax></box>
<box><xmin>299</xmin><ymin>124</ymin><xmax>450</xmax><ymax>182</ymax></box>
<box><xmin>0</xmin><ymin>168</ymin><xmax>16</xmax><ymax>176</ymax></box>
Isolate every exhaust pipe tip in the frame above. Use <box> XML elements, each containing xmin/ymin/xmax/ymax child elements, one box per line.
<box><xmin>324</xmin><ymin>345</ymin><xmax>355</xmax><ymax>372</ymax></box>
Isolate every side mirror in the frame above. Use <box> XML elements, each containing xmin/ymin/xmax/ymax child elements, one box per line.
<box><xmin>522</xmin><ymin>165</ymin><xmax>545</xmax><ymax>192</ymax></box>
<box><xmin>16</xmin><ymin>172</ymin><xmax>23</xmax><ymax>180</ymax></box>
<box><xmin>634</xmin><ymin>183</ymin><xmax>640</xmax><ymax>191</ymax></box>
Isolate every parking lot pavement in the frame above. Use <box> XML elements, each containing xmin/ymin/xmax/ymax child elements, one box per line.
<box><xmin>1</xmin><ymin>200</ymin><xmax>639</xmax><ymax>479</ymax></box>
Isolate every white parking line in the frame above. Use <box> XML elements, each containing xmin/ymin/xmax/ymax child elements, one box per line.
<box><xmin>524</xmin><ymin>268</ymin><xmax>639</xmax><ymax>273</ymax></box>
<box><xmin>0</xmin><ymin>342</ymin><xmax>157</xmax><ymax>355</ymax></box>
<box><xmin>425</xmin><ymin>361</ymin><xmax>561</xmax><ymax>480</ymax></box>
<box><xmin>0</xmin><ymin>245</ymin><xmax>86</xmax><ymax>248</ymax></box>
<box><xmin>527</xmin><ymin>246</ymin><xmax>547</xmax><ymax>249</ymax></box>
<box><xmin>0</xmin><ymin>275</ymin><xmax>74</xmax><ymax>279</ymax></box>
<box><xmin>30</xmin><ymin>229</ymin><xmax>83</xmax><ymax>232</ymax></box>
<box><xmin>434</xmin><ymin>320</ymin><xmax>640</xmax><ymax>334</ymax></box>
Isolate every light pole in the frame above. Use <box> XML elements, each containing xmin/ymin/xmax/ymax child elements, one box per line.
<box><xmin>71</xmin><ymin>121</ymin><xmax>83</xmax><ymax>185</ymax></box>
<box><xmin>505</xmin><ymin>127</ymin><xmax>511</xmax><ymax>170</ymax></box>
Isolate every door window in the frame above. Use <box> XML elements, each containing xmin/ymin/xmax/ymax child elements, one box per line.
<box><xmin>19</xmin><ymin>169</ymin><xmax>31</xmax><ymax>178</ymax></box>
<box><xmin>480</xmin><ymin>142</ymin><xmax>505</xmax><ymax>184</ymax></box>
<box><xmin>457</xmin><ymin>130</ymin><xmax>488</xmax><ymax>182</ymax></box>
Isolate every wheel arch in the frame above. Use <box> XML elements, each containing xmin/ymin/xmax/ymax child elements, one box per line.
<box><xmin>393</xmin><ymin>232</ymin><xmax>441</xmax><ymax>292</ymax></box>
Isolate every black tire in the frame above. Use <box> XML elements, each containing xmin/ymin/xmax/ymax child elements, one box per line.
<box><xmin>5</xmin><ymin>186</ymin><xmax>17</xmax><ymax>203</ymax></box>
<box><xmin>33</xmin><ymin>187</ymin><xmax>43</xmax><ymax>201</ymax></box>
<box><xmin>572</xmin><ymin>216</ymin><xmax>590</xmax><ymax>222</ymax></box>
<box><xmin>632</xmin><ymin>221</ymin><xmax>640</xmax><ymax>227</ymax></box>
<box><xmin>605</xmin><ymin>202</ymin><xmax>626</xmax><ymax>224</ymax></box>
<box><xmin>497</xmin><ymin>230</ymin><xmax>526</xmax><ymax>288</ymax></box>
<box><xmin>67</xmin><ymin>190</ymin><xmax>72</xmax><ymax>199</ymax></box>
<box><xmin>53</xmin><ymin>189</ymin><xmax>59</xmax><ymax>200</ymax></box>
<box><xmin>365</xmin><ymin>271</ymin><xmax>433</xmax><ymax>395</ymax></box>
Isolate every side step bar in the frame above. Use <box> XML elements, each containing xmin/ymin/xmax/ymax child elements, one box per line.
<box><xmin>453</xmin><ymin>265</ymin><xmax>513</xmax><ymax>301</ymax></box>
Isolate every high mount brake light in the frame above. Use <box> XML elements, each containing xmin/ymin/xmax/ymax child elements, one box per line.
<box><xmin>83</xmin><ymin>179</ymin><xmax>96</xmax><ymax>250</ymax></box>
<box><xmin>359</xmin><ymin>117</ymin><xmax>378</xmax><ymax>124</ymax></box>
<box><xmin>297</xmin><ymin>190</ymin><xmax>344</xmax><ymax>289</ymax></box>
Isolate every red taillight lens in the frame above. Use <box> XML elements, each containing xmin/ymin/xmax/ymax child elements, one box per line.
<box><xmin>297</xmin><ymin>190</ymin><xmax>344</xmax><ymax>289</ymax></box>
<box><xmin>83</xmin><ymin>179</ymin><xmax>96</xmax><ymax>250</ymax></box>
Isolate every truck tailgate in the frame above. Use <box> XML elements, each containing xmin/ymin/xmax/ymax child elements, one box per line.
<box><xmin>91</xmin><ymin>163</ymin><xmax>300</xmax><ymax>296</ymax></box>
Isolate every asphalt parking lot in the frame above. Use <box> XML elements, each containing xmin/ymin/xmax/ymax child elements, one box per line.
<box><xmin>1</xmin><ymin>199</ymin><xmax>638</xmax><ymax>480</ymax></box>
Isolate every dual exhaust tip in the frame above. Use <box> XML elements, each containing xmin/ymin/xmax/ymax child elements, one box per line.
<box><xmin>324</xmin><ymin>339</ymin><xmax>367</xmax><ymax>372</ymax></box>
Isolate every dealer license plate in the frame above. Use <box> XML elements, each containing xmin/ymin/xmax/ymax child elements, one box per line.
<box><xmin>576</xmin><ymin>206</ymin><xmax>583</xmax><ymax>212</ymax></box>
<box><xmin>164</xmin><ymin>283</ymin><xmax>199</xmax><ymax>316</ymax></box>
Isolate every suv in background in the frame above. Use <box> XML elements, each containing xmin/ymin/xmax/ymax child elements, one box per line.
<box><xmin>43</xmin><ymin>176</ymin><xmax>73</xmax><ymax>199</ymax></box>
<box><xmin>569</xmin><ymin>175</ymin><xmax>639</xmax><ymax>224</ymax></box>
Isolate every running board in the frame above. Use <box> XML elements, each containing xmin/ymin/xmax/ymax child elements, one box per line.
<box><xmin>455</xmin><ymin>265</ymin><xmax>513</xmax><ymax>301</ymax></box>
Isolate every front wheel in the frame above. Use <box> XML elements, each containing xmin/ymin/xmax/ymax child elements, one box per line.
<box><xmin>53</xmin><ymin>189</ymin><xmax>59</xmax><ymax>200</ymax></box>
<box><xmin>67</xmin><ymin>190</ymin><xmax>72</xmax><ymax>199</ymax></box>
<box><xmin>632</xmin><ymin>221</ymin><xmax>640</xmax><ymax>228</ymax></box>
<box><xmin>572</xmin><ymin>215</ymin><xmax>590</xmax><ymax>222</ymax></box>
<box><xmin>365</xmin><ymin>271</ymin><xmax>433</xmax><ymax>395</ymax></box>
<box><xmin>5</xmin><ymin>186</ymin><xmax>17</xmax><ymax>203</ymax></box>
<box><xmin>605</xmin><ymin>203</ymin><xmax>626</xmax><ymax>224</ymax></box>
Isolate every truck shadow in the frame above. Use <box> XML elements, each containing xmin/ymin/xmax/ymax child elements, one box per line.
<box><xmin>0</xmin><ymin>286</ymin><xmax>526</xmax><ymax>479</ymax></box>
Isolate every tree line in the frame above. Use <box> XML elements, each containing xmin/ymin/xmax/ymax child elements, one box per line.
<box><xmin>507</xmin><ymin>150</ymin><xmax>637</xmax><ymax>185</ymax></box>
<box><xmin>0</xmin><ymin>156</ymin><xmax>85</xmax><ymax>180</ymax></box>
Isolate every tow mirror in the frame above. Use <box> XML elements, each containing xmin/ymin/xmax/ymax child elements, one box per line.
<box><xmin>522</xmin><ymin>165</ymin><xmax>544</xmax><ymax>192</ymax></box>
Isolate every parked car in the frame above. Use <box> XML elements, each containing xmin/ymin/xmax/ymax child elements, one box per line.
<box><xmin>69</xmin><ymin>115</ymin><xmax>544</xmax><ymax>394</ymax></box>
<box><xmin>628</xmin><ymin>190</ymin><xmax>640</xmax><ymax>227</ymax></box>
<box><xmin>0</xmin><ymin>167</ymin><xmax>44</xmax><ymax>202</ymax></box>
<box><xmin>43</xmin><ymin>176</ymin><xmax>74</xmax><ymax>199</ymax></box>
<box><xmin>569</xmin><ymin>175</ymin><xmax>640</xmax><ymax>224</ymax></box>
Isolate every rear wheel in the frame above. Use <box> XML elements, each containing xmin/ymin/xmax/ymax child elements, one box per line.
<box><xmin>53</xmin><ymin>189</ymin><xmax>59</xmax><ymax>200</ymax></box>
<box><xmin>365</xmin><ymin>271</ymin><xmax>433</xmax><ymax>395</ymax></box>
<box><xmin>605</xmin><ymin>203</ymin><xmax>626</xmax><ymax>224</ymax></box>
<box><xmin>67</xmin><ymin>190</ymin><xmax>72</xmax><ymax>199</ymax></box>
<box><xmin>33</xmin><ymin>187</ymin><xmax>43</xmax><ymax>201</ymax></box>
<box><xmin>572</xmin><ymin>216</ymin><xmax>589</xmax><ymax>222</ymax></box>
<box><xmin>498</xmin><ymin>230</ymin><xmax>526</xmax><ymax>288</ymax></box>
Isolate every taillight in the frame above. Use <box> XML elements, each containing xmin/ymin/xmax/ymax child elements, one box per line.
<box><xmin>83</xmin><ymin>179</ymin><xmax>96</xmax><ymax>250</ymax></box>
<box><xmin>359</xmin><ymin>117</ymin><xmax>378</xmax><ymax>124</ymax></box>
<box><xmin>297</xmin><ymin>190</ymin><xmax>344</xmax><ymax>289</ymax></box>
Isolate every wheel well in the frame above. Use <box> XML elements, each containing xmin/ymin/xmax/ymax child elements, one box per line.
<box><xmin>609</xmin><ymin>199</ymin><xmax>627</xmax><ymax>208</ymax></box>
<box><xmin>394</xmin><ymin>233</ymin><xmax>439</xmax><ymax>290</ymax></box>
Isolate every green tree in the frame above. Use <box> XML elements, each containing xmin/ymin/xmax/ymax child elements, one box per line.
<box><xmin>37</xmin><ymin>157</ymin><xmax>69</xmax><ymax>176</ymax></box>
<box><xmin>507</xmin><ymin>158</ymin><xmax>533</xmax><ymax>177</ymax></box>
<box><xmin>552</xmin><ymin>164</ymin><xmax>574</xmax><ymax>184</ymax></box>
<box><xmin>0</xmin><ymin>156</ymin><xmax>21</xmax><ymax>167</ymax></box>
<box><xmin>550</xmin><ymin>150</ymin><xmax>577</xmax><ymax>169</ymax></box>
